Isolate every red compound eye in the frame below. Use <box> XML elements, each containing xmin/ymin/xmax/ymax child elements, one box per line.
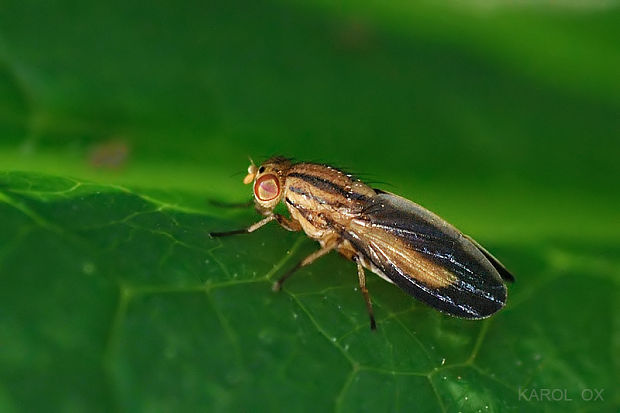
<box><xmin>254</xmin><ymin>174</ymin><xmax>280</xmax><ymax>201</ymax></box>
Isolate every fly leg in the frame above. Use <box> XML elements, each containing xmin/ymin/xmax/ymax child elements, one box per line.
<box><xmin>209</xmin><ymin>215</ymin><xmax>276</xmax><ymax>237</ymax></box>
<box><xmin>209</xmin><ymin>214</ymin><xmax>302</xmax><ymax>237</ymax></box>
<box><xmin>354</xmin><ymin>257</ymin><xmax>377</xmax><ymax>331</ymax></box>
<box><xmin>274</xmin><ymin>215</ymin><xmax>303</xmax><ymax>232</ymax></box>
<box><xmin>272</xmin><ymin>241</ymin><xmax>336</xmax><ymax>291</ymax></box>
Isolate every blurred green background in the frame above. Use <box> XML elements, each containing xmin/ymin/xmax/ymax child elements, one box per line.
<box><xmin>0</xmin><ymin>1</ymin><xmax>618</xmax><ymax>412</ymax></box>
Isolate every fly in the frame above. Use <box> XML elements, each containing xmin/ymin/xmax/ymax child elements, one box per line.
<box><xmin>210</xmin><ymin>157</ymin><xmax>514</xmax><ymax>330</ymax></box>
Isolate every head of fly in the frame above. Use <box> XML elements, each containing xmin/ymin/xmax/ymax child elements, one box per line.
<box><xmin>243</xmin><ymin>156</ymin><xmax>291</xmax><ymax>210</ymax></box>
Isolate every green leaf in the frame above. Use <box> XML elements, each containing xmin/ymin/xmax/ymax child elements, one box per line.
<box><xmin>0</xmin><ymin>0</ymin><xmax>619</xmax><ymax>411</ymax></box>
<box><xmin>0</xmin><ymin>171</ymin><xmax>617</xmax><ymax>412</ymax></box>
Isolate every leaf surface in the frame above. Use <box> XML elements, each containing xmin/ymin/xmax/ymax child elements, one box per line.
<box><xmin>0</xmin><ymin>0</ymin><xmax>619</xmax><ymax>411</ymax></box>
<box><xmin>0</xmin><ymin>172</ymin><xmax>617</xmax><ymax>412</ymax></box>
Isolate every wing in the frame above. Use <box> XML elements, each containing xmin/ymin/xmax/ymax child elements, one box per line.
<box><xmin>343</xmin><ymin>192</ymin><xmax>512</xmax><ymax>319</ymax></box>
<box><xmin>463</xmin><ymin>234</ymin><xmax>515</xmax><ymax>283</ymax></box>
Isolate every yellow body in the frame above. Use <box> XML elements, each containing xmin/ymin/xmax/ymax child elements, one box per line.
<box><xmin>226</xmin><ymin>156</ymin><xmax>511</xmax><ymax>326</ymax></box>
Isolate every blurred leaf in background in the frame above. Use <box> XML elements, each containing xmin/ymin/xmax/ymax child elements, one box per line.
<box><xmin>0</xmin><ymin>0</ymin><xmax>618</xmax><ymax>412</ymax></box>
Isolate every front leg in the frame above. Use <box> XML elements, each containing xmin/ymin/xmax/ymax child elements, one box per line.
<box><xmin>209</xmin><ymin>214</ymin><xmax>301</xmax><ymax>237</ymax></box>
<box><xmin>274</xmin><ymin>214</ymin><xmax>302</xmax><ymax>232</ymax></box>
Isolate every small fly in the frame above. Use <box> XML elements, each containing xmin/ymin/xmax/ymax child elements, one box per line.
<box><xmin>210</xmin><ymin>157</ymin><xmax>514</xmax><ymax>330</ymax></box>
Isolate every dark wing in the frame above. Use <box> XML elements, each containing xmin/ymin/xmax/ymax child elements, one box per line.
<box><xmin>463</xmin><ymin>234</ymin><xmax>514</xmax><ymax>282</ymax></box>
<box><xmin>344</xmin><ymin>192</ymin><xmax>511</xmax><ymax>319</ymax></box>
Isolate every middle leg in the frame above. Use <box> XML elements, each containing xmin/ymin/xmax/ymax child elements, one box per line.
<box><xmin>272</xmin><ymin>239</ymin><xmax>337</xmax><ymax>291</ymax></box>
<box><xmin>354</xmin><ymin>256</ymin><xmax>377</xmax><ymax>331</ymax></box>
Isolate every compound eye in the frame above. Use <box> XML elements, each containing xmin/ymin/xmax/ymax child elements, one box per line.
<box><xmin>254</xmin><ymin>174</ymin><xmax>280</xmax><ymax>201</ymax></box>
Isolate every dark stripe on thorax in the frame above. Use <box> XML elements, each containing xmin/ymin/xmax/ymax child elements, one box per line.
<box><xmin>288</xmin><ymin>186</ymin><xmax>342</xmax><ymax>207</ymax></box>
<box><xmin>287</xmin><ymin>172</ymin><xmax>368</xmax><ymax>201</ymax></box>
<box><xmin>285</xmin><ymin>197</ymin><xmax>296</xmax><ymax>208</ymax></box>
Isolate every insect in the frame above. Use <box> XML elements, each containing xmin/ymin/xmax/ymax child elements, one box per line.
<box><xmin>210</xmin><ymin>157</ymin><xmax>514</xmax><ymax>330</ymax></box>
